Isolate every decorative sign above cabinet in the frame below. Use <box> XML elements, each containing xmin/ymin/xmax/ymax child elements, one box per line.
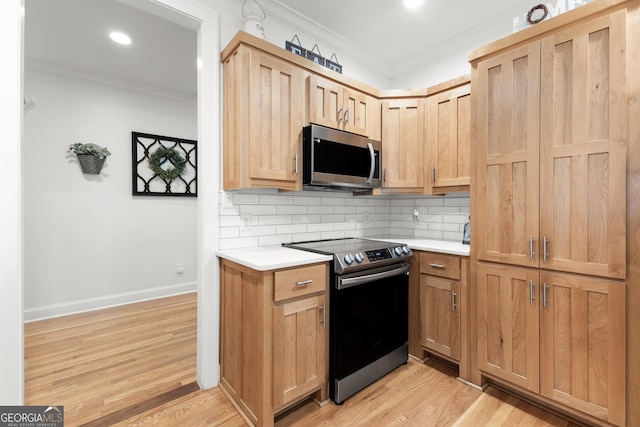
<box><xmin>285</xmin><ymin>35</ymin><xmax>342</xmax><ymax>73</ymax></box>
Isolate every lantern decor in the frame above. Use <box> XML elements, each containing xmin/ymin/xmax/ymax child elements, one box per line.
<box><xmin>242</xmin><ymin>0</ymin><xmax>265</xmax><ymax>39</ymax></box>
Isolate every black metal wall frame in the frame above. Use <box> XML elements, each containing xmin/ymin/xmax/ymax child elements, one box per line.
<box><xmin>131</xmin><ymin>131</ymin><xmax>197</xmax><ymax>197</ymax></box>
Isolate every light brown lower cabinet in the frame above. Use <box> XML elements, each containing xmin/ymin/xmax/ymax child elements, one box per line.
<box><xmin>415</xmin><ymin>251</ymin><xmax>470</xmax><ymax>380</ymax></box>
<box><xmin>420</xmin><ymin>274</ymin><xmax>460</xmax><ymax>360</ymax></box>
<box><xmin>219</xmin><ymin>259</ymin><xmax>329</xmax><ymax>427</ymax></box>
<box><xmin>477</xmin><ymin>262</ymin><xmax>626</xmax><ymax>426</ymax></box>
<box><xmin>272</xmin><ymin>293</ymin><xmax>326</xmax><ymax>411</ymax></box>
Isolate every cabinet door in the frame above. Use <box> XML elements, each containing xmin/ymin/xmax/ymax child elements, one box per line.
<box><xmin>539</xmin><ymin>11</ymin><xmax>627</xmax><ymax>280</ymax></box>
<box><xmin>381</xmin><ymin>98</ymin><xmax>425</xmax><ymax>192</ymax></box>
<box><xmin>539</xmin><ymin>273</ymin><xmax>625</xmax><ymax>426</ymax></box>
<box><xmin>273</xmin><ymin>294</ymin><xmax>326</xmax><ymax>410</ymax></box>
<box><xmin>307</xmin><ymin>75</ymin><xmax>342</xmax><ymax>130</ymax></box>
<box><xmin>476</xmin><ymin>44</ymin><xmax>540</xmax><ymax>267</ymax></box>
<box><xmin>419</xmin><ymin>275</ymin><xmax>460</xmax><ymax>360</ymax></box>
<box><xmin>249</xmin><ymin>51</ymin><xmax>303</xmax><ymax>184</ymax></box>
<box><xmin>477</xmin><ymin>263</ymin><xmax>539</xmax><ymax>392</ymax></box>
<box><xmin>427</xmin><ymin>83</ymin><xmax>471</xmax><ymax>191</ymax></box>
<box><xmin>342</xmin><ymin>88</ymin><xmax>369</xmax><ymax>136</ymax></box>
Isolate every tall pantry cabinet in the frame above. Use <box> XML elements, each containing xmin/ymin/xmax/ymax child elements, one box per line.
<box><xmin>470</xmin><ymin>1</ymin><xmax>639</xmax><ymax>426</ymax></box>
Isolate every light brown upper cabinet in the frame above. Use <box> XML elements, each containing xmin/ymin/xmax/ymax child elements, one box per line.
<box><xmin>475</xmin><ymin>10</ymin><xmax>627</xmax><ymax>279</ymax></box>
<box><xmin>538</xmin><ymin>11</ymin><xmax>627</xmax><ymax>279</ymax></box>
<box><xmin>381</xmin><ymin>98</ymin><xmax>426</xmax><ymax>193</ymax></box>
<box><xmin>306</xmin><ymin>74</ymin><xmax>380</xmax><ymax>139</ymax></box>
<box><xmin>475</xmin><ymin>43</ymin><xmax>541</xmax><ymax>268</ymax></box>
<box><xmin>222</xmin><ymin>44</ymin><xmax>304</xmax><ymax>191</ymax></box>
<box><xmin>426</xmin><ymin>78</ymin><xmax>471</xmax><ymax>194</ymax></box>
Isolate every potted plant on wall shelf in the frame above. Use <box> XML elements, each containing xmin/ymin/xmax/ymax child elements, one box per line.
<box><xmin>69</xmin><ymin>143</ymin><xmax>111</xmax><ymax>174</ymax></box>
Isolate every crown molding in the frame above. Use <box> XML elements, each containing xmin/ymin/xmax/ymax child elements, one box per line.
<box><xmin>24</xmin><ymin>57</ymin><xmax>197</xmax><ymax>104</ymax></box>
<box><xmin>256</xmin><ymin>0</ymin><xmax>397</xmax><ymax>78</ymax></box>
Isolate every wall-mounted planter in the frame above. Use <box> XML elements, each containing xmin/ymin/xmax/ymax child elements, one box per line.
<box><xmin>76</xmin><ymin>154</ymin><xmax>106</xmax><ymax>174</ymax></box>
<box><xmin>69</xmin><ymin>143</ymin><xmax>111</xmax><ymax>175</ymax></box>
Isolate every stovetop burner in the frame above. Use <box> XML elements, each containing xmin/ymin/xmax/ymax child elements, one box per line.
<box><xmin>283</xmin><ymin>238</ymin><xmax>412</xmax><ymax>274</ymax></box>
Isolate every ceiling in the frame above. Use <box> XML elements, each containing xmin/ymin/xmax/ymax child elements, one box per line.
<box><xmin>273</xmin><ymin>0</ymin><xmax>538</xmax><ymax>75</ymax></box>
<box><xmin>25</xmin><ymin>0</ymin><xmax>197</xmax><ymax>98</ymax></box>
<box><xmin>25</xmin><ymin>0</ymin><xmax>549</xmax><ymax>97</ymax></box>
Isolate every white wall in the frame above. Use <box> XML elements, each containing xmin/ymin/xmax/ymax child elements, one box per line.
<box><xmin>210</xmin><ymin>0</ymin><xmax>392</xmax><ymax>89</ymax></box>
<box><xmin>0</xmin><ymin>0</ymin><xmax>24</xmax><ymax>405</ymax></box>
<box><xmin>220</xmin><ymin>190</ymin><xmax>470</xmax><ymax>249</ymax></box>
<box><xmin>22</xmin><ymin>68</ymin><xmax>198</xmax><ymax>320</ymax></box>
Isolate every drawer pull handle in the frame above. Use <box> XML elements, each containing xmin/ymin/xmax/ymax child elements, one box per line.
<box><xmin>295</xmin><ymin>279</ymin><xmax>313</xmax><ymax>287</ymax></box>
<box><xmin>429</xmin><ymin>263</ymin><xmax>446</xmax><ymax>269</ymax></box>
<box><xmin>320</xmin><ymin>304</ymin><xmax>326</xmax><ymax>327</ymax></box>
<box><xmin>451</xmin><ymin>291</ymin><xmax>456</xmax><ymax>311</ymax></box>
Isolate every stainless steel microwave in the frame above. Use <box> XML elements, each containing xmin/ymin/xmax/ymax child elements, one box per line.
<box><xmin>302</xmin><ymin>124</ymin><xmax>382</xmax><ymax>192</ymax></box>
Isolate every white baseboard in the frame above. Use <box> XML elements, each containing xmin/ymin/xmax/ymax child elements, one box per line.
<box><xmin>23</xmin><ymin>282</ymin><xmax>198</xmax><ymax>322</ymax></box>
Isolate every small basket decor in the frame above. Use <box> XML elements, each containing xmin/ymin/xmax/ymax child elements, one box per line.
<box><xmin>69</xmin><ymin>143</ymin><xmax>111</xmax><ymax>175</ymax></box>
<box><xmin>77</xmin><ymin>154</ymin><xmax>107</xmax><ymax>174</ymax></box>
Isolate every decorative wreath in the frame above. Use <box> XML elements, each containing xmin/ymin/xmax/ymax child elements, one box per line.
<box><xmin>527</xmin><ymin>4</ymin><xmax>549</xmax><ymax>25</ymax></box>
<box><xmin>148</xmin><ymin>146</ymin><xmax>186</xmax><ymax>181</ymax></box>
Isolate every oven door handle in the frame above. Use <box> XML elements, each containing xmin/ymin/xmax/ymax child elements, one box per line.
<box><xmin>337</xmin><ymin>264</ymin><xmax>410</xmax><ymax>290</ymax></box>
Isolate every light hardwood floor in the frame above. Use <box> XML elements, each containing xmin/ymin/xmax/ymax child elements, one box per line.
<box><xmin>24</xmin><ymin>293</ymin><xmax>585</xmax><ymax>426</ymax></box>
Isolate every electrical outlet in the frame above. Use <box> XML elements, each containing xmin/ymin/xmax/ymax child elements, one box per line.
<box><xmin>221</xmin><ymin>191</ymin><xmax>233</xmax><ymax>209</ymax></box>
<box><xmin>176</xmin><ymin>263</ymin><xmax>184</xmax><ymax>274</ymax></box>
<box><xmin>241</xmin><ymin>214</ymin><xmax>252</xmax><ymax>231</ymax></box>
<box><xmin>413</xmin><ymin>209</ymin><xmax>421</xmax><ymax>223</ymax></box>
<box><xmin>364</xmin><ymin>212</ymin><xmax>370</xmax><ymax>224</ymax></box>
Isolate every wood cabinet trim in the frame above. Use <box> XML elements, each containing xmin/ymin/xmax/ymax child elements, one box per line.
<box><xmin>426</xmin><ymin>74</ymin><xmax>471</xmax><ymax>96</ymax></box>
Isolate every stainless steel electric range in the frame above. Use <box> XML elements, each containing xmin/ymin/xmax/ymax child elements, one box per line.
<box><xmin>283</xmin><ymin>238</ymin><xmax>412</xmax><ymax>404</ymax></box>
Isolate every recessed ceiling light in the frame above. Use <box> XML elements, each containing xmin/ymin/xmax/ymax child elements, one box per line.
<box><xmin>109</xmin><ymin>31</ymin><xmax>131</xmax><ymax>45</ymax></box>
<box><xmin>403</xmin><ymin>0</ymin><xmax>424</xmax><ymax>9</ymax></box>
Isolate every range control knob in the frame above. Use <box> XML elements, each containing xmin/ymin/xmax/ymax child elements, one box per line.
<box><xmin>354</xmin><ymin>252</ymin><xmax>364</xmax><ymax>263</ymax></box>
<box><xmin>344</xmin><ymin>254</ymin><xmax>355</xmax><ymax>265</ymax></box>
<box><xmin>394</xmin><ymin>246</ymin><xmax>403</xmax><ymax>256</ymax></box>
<box><xmin>402</xmin><ymin>245</ymin><xmax>410</xmax><ymax>254</ymax></box>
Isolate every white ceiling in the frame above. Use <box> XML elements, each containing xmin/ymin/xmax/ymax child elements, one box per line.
<box><xmin>272</xmin><ymin>0</ymin><xmax>537</xmax><ymax>74</ymax></box>
<box><xmin>24</xmin><ymin>0</ymin><xmax>548</xmax><ymax>97</ymax></box>
<box><xmin>25</xmin><ymin>0</ymin><xmax>197</xmax><ymax>98</ymax></box>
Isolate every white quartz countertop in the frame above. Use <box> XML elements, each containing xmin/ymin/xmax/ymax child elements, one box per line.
<box><xmin>373</xmin><ymin>238</ymin><xmax>470</xmax><ymax>256</ymax></box>
<box><xmin>216</xmin><ymin>246</ymin><xmax>332</xmax><ymax>271</ymax></box>
<box><xmin>218</xmin><ymin>238</ymin><xmax>469</xmax><ymax>271</ymax></box>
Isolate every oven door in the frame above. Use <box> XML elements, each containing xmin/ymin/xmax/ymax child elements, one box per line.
<box><xmin>330</xmin><ymin>262</ymin><xmax>409</xmax><ymax>402</ymax></box>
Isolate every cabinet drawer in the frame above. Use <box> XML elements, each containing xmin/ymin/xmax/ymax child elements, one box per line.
<box><xmin>274</xmin><ymin>264</ymin><xmax>327</xmax><ymax>302</ymax></box>
<box><xmin>420</xmin><ymin>252</ymin><xmax>461</xmax><ymax>280</ymax></box>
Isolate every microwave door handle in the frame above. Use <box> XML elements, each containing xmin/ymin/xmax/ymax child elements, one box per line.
<box><xmin>366</xmin><ymin>142</ymin><xmax>375</xmax><ymax>184</ymax></box>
